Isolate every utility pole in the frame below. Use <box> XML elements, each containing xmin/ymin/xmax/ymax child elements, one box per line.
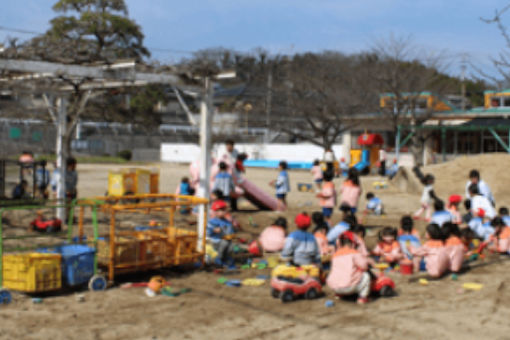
<box><xmin>265</xmin><ymin>70</ymin><xmax>273</xmax><ymax>142</ymax></box>
<box><xmin>197</xmin><ymin>77</ymin><xmax>213</xmax><ymax>252</ymax></box>
<box><xmin>461</xmin><ymin>55</ymin><xmax>467</xmax><ymax>111</ymax></box>
<box><xmin>56</xmin><ymin>97</ymin><xmax>67</xmax><ymax>221</ymax></box>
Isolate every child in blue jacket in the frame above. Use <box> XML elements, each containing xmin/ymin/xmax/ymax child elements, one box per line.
<box><xmin>281</xmin><ymin>213</ymin><xmax>320</xmax><ymax>266</ymax></box>
<box><xmin>271</xmin><ymin>161</ymin><xmax>290</xmax><ymax>209</ymax></box>
<box><xmin>207</xmin><ymin>200</ymin><xmax>235</xmax><ymax>266</ymax></box>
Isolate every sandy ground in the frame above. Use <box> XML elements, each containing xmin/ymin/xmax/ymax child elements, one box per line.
<box><xmin>2</xmin><ymin>154</ymin><xmax>510</xmax><ymax>339</ymax></box>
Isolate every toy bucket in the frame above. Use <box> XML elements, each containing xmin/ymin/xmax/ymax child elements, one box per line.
<box><xmin>248</xmin><ymin>240</ymin><xmax>262</xmax><ymax>257</ymax></box>
<box><xmin>400</xmin><ymin>260</ymin><xmax>413</xmax><ymax>275</ymax></box>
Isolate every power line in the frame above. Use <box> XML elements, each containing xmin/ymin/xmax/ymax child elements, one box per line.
<box><xmin>0</xmin><ymin>25</ymin><xmax>41</xmax><ymax>35</ymax></box>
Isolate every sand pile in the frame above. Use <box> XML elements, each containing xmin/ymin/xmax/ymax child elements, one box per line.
<box><xmin>391</xmin><ymin>153</ymin><xmax>510</xmax><ymax>207</ymax></box>
<box><xmin>390</xmin><ymin>166</ymin><xmax>423</xmax><ymax>195</ymax></box>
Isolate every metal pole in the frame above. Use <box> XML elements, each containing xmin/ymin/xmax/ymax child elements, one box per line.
<box><xmin>0</xmin><ymin>208</ymin><xmax>3</xmax><ymax>287</ymax></box>
<box><xmin>265</xmin><ymin>71</ymin><xmax>273</xmax><ymax>143</ymax></box>
<box><xmin>109</xmin><ymin>211</ymin><xmax>115</xmax><ymax>282</ymax></box>
<box><xmin>454</xmin><ymin>130</ymin><xmax>458</xmax><ymax>155</ymax></box>
<box><xmin>395</xmin><ymin>125</ymin><xmax>401</xmax><ymax>163</ymax></box>
<box><xmin>92</xmin><ymin>205</ymin><xmax>98</xmax><ymax>275</ymax></box>
<box><xmin>461</xmin><ymin>59</ymin><xmax>466</xmax><ymax>111</ymax></box>
<box><xmin>441</xmin><ymin>128</ymin><xmax>446</xmax><ymax>162</ymax></box>
<box><xmin>197</xmin><ymin>77</ymin><xmax>213</xmax><ymax>252</ymax></box>
<box><xmin>56</xmin><ymin>97</ymin><xmax>67</xmax><ymax>221</ymax></box>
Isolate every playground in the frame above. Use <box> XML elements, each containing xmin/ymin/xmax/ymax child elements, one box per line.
<box><xmin>1</xmin><ymin>155</ymin><xmax>510</xmax><ymax>339</ymax></box>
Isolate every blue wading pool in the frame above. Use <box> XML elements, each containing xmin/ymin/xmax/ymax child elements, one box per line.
<box><xmin>244</xmin><ymin>160</ymin><xmax>312</xmax><ymax>169</ymax></box>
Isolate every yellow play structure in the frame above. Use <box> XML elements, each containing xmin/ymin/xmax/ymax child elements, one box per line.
<box><xmin>349</xmin><ymin>133</ymin><xmax>384</xmax><ymax>173</ymax></box>
<box><xmin>107</xmin><ymin>168</ymin><xmax>159</xmax><ymax>196</ymax></box>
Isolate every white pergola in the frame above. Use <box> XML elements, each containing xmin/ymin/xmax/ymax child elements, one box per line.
<box><xmin>0</xmin><ymin>58</ymin><xmax>216</xmax><ymax>251</ymax></box>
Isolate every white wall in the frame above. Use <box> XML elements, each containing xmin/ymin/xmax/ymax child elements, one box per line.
<box><xmin>160</xmin><ymin>143</ymin><xmax>201</xmax><ymax>163</ymax></box>
<box><xmin>161</xmin><ymin>143</ymin><xmax>345</xmax><ymax>163</ymax></box>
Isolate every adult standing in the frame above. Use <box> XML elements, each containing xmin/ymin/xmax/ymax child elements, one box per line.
<box><xmin>323</xmin><ymin>148</ymin><xmax>335</xmax><ymax>175</ymax></box>
<box><xmin>219</xmin><ymin>139</ymin><xmax>239</xmax><ymax>170</ymax></box>
<box><xmin>465</xmin><ymin>169</ymin><xmax>494</xmax><ymax>205</ymax></box>
<box><xmin>378</xmin><ymin>148</ymin><xmax>387</xmax><ymax>176</ymax></box>
<box><xmin>468</xmin><ymin>184</ymin><xmax>496</xmax><ymax>220</ymax></box>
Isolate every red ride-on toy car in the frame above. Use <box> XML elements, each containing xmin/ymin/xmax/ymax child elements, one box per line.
<box><xmin>370</xmin><ymin>263</ymin><xmax>396</xmax><ymax>297</ymax></box>
<box><xmin>270</xmin><ymin>264</ymin><xmax>323</xmax><ymax>303</ymax></box>
<box><xmin>30</xmin><ymin>211</ymin><xmax>62</xmax><ymax>233</ymax></box>
<box><xmin>335</xmin><ymin>263</ymin><xmax>396</xmax><ymax>302</ymax></box>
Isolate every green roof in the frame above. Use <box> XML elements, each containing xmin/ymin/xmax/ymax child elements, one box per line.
<box><xmin>484</xmin><ymin>89</ymin><xmax>510</xmax><ymax>95</ymax></box>
<box><xmin>379</xmin><ymin>91</ymin><xmax>435</xmax><ymax>98</ymax></box>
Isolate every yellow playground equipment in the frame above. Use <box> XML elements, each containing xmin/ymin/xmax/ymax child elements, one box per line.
<box><xmin>349</xmin><ymin>133</ymin><xmax>384</xmax><ymax>173</ymax></box>
<box><xmin>76</xmin><ymin>194</ymin><xmax>208</xmax><ymax>283</ymax></box>
<box><xmin>107</xmin><ymin>168</ymin><xmax>159</xmax><ymax>196</ymax></box>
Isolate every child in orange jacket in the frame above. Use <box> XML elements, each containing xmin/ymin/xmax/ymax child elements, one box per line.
<box><xmin>316</xmin><ymin>171</ymin><xmax>337</xmax><ymax>225</ymax></box>
<box><xmin>410</xmin><ymin>224</ymin><xmax>449</xmax><ymax>278</ymax></box>
<box><xmin>372</xmin><ymin>227</ymin><xmax>403</xmax><ymax>265</ymax></box>
<box><xmin>326</xmin><ymin>231</ymin><xmax>371</xmax><ymax>304</ymax></box>
<box><xmin>259</xmin><ymin>217</ymin><xmax>288</xmax><ymax>253</ymax></box>
<box><xmin>443</xmin><ymin>222</ymin><xmax>466</xmax><ymax>273</ymax></box>
<box><xmin>488</xmin><ymin>217</ymin><xmax>510</xmax><ymax>254</ymax></box>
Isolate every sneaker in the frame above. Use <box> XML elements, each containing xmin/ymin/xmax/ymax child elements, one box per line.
<box><xmin>357</xmin><ymin>297</ymin><xmax>369</xmax><ymax>305</ymax></box>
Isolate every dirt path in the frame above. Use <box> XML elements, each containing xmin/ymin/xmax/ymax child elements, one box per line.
<box><xmin>2</xmin><ymin>154</ymin><xmax>510</xmax><ymax>339</ymax></box>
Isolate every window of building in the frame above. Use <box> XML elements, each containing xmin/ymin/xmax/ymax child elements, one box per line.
<box><xmin>491</xmin><ymin>97</ymin><xmax>501</xmax><ymax>107</ymax></box>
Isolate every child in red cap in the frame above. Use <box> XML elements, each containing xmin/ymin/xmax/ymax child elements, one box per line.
<box><xmin>326</xmin><ymin>231</ymin><xmax>370</xmax><ymax>304</ymax></box>
<box><xmin>207</xmin><ymin>200</ymin><xmax>236</xmax><ymax>267</ymax></box>
<box><xmin>447</xmin><ymin>195</ymin><xmax>462</xmax><ymax>224</ymax></box>
<box><xmin>280</xmin><ymin>212</ymin><xmax>321</xmax><ymax>266</ymax></box>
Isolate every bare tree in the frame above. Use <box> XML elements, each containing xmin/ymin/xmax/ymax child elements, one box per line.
<box><xmin>268</xmin><ymin>52</ymin><xmax>377</xmax><ymax>150</ymax></box>
<box><xmin>481</xmin><ymin>4</ymin><xmax>510</xmax><ymax>87</ymax></box>
<box><xmin>371</xmin><ymin>35</ymin><xmax>454</xmax><ymax>165</ymax></box>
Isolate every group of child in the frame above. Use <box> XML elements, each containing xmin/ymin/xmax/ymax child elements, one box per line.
<box><xmin>12</xmin><ymin>156</ymin><xmax>78</xmax><ymax>201</ymax></box>
<box><xmin>205</xmin><ymin>161</ymin><xmax>510</xmax><ymax>304</ymax></box>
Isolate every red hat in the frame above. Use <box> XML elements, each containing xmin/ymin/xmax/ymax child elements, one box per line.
<box><xmin>340</xmin><ymin>158</ymin><xmax>345</xmax><ymax>162</ymax></box>
<box><xmin>477</xmin><ymin>208</ymin><xmax>485</xmax><ymax>218</ymax></box>
<box><xmin>449</xmin><ymin>195</ymin><xmax>462</xmax><ymax>205</ymax></box>
<box><xmin>295</xmin><ymin>213</ymin><xmax>311</xmax><ymax>229</ymax></box>
<box><xmin>340</xmin><ymin>231</ymin><xmax>356</xmax><ymax>243</ymax></box>
<box><xmin>211</xmin><ymin>200</ymin><xmax>227</xmax><ymax>211</ymax></box>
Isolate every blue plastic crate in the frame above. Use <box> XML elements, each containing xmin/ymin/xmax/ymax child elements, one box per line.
<box><xmin>38</xmin><ymin>245</ymin><xmax>95</xmax><ymax>286</ymax></box>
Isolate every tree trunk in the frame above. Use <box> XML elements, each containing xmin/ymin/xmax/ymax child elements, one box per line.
<box><xmin>410</xmin><ymin>132</ymin><xmax>424</xmax><ymax>167</ymax></box>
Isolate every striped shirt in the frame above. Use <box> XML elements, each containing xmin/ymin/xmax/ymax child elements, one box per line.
<box><xmin>213</xmin><ymin>172</ymin><xmax>235</xmax><ymax>197</ymax></box>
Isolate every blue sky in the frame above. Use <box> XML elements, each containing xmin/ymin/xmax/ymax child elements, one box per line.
<box><xmin>1</xmin><ymin>0</ymin><xmax>510</xmax><ymax>79</ymax></box>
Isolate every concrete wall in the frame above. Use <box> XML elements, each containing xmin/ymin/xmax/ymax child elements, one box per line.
<box><xmin>161</xmin><ymin>143</ymin><xmax>346</xmax><ymax>163</ymax></box>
